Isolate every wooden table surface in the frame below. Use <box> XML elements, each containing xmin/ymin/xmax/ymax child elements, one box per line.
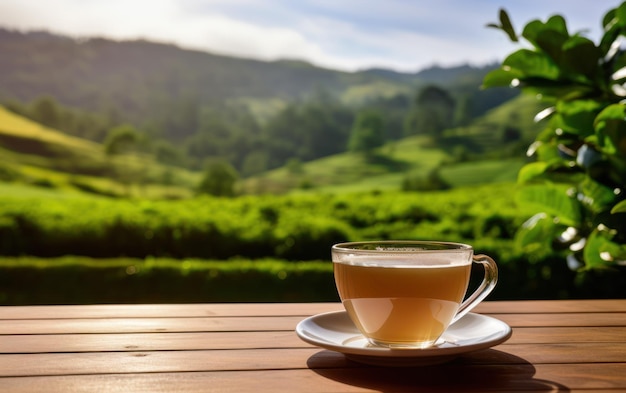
<box><xmin>1</xmin><ymin>300</ymin><xmax>625</xmax><ymax>392</ymax></box>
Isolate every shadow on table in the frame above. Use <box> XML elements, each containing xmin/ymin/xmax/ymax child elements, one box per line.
<box><xmin>307</xmin><ymin>349</ymin><xmax>569</xmax><ymax>392</ymax></box>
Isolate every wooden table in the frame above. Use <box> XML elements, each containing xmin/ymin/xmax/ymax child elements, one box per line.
<box><xmin>1</xmin><ymin>300</ymin><xmax>625</xmax><ymax>392</ymax></box>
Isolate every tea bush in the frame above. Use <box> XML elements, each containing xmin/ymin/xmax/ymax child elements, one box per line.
<box><xmin>0</xmin><ymin>183</ymin><xmax>520</xmax><ymax>260</ymax></box>
<box><xmin>485</xmin><ymin>5</ymin><xmax>626</xmax><ymax>271</ymax></box>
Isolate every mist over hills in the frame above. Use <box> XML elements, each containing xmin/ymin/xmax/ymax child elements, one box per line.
<box><xmin>0</xmin><ymin>28</ymin><xmax>507</xmax><ymax>117</ymax></box>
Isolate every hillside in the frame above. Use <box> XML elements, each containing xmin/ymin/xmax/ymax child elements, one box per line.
<box><xmin>1</xmin><ymin>91</ymin><xmax>542</xmax><ymax>197</ymax></box>
<box><xmin>0</xmin><ymin>29</ymin><xmax>407</xmax><ymax>117</ymax></box>
<box><xmin>0</xmin><ymin>28</ymin><xmax>525</xmax><ymax>188</ymax></box>
<box><xmin>0</xmin><ymin>106</ymin><xmax>199</xmax><ymax>198</ymax></box>
<box><xmin>0</xmin><ymin>28</ymin><xmax>508</xmax><ymax>123</ymax></box>
<box><xmin>241</xmin><ymin>94</ymin><xmax>543</xmax><ymax>194</ymax></box>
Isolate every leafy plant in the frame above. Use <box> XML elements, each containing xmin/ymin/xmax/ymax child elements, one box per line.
<box><xmin>484</xmin><ymin>5</ymin><xmax>626</xmax><ymax>271</ymax></box>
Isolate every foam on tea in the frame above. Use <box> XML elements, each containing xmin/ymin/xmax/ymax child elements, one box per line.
<box><xmin>334</xmin><ymin>255</ymin><xmax>471</xmax><ymax>348</ymax></box>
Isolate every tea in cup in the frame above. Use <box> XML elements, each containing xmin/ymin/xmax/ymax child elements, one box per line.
<box><xmin>332</xmin><ymin>241</ymin><xmax>498</xmax><ymax>348</ymax></box>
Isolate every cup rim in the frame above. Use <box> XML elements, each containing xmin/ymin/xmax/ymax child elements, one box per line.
<box><xmin>332</xmin><ymin>240</ymin><xmax>473</xmax><ymax>253</ymax></box>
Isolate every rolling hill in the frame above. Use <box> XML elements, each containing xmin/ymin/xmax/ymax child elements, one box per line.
<box><xmin>0</xmin><ymin>27</ymin><xmax>540</xmax><ymax>198</ymax></box>
<box><xmin>241</xmin><ymin>94</ymin><xmax>544</xmax><ymax>194</ymax></box>
<box><xmin>1</xmin><ymin>90</ymin><xmax>542</xmax><ymax>197</ymax></box>
<box><xmin>0</xmin><ymin>105</ymin><xmax>199</xmax><ymax>198</ymax></box>
<box><xmin>0</xmin><ymin>28</ymin><xmax>510</xmax><ymax>124</ymax></box>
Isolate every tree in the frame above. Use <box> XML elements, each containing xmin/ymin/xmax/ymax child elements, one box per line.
<box><xmin>104</xmin><ymin>124</ymin><xmax>141</xmax><ymax>156</ymax></box>
<box><xmin>348</xmin><ymin>110</ymin><xmax>385</xmax><ymax>156</ymax></box>
<box><xmin>197</xmin><ymin>160</ymin><xmax>239</xmax><ymax>197</ymax></box>
<box><xmin>260</xmin><ymin>98</ymin><xmax>353</xmax><ymax>169</ymax></box>
<box><xmin>484</xmin><ymin>5</ymin><xmax>626</xmax><ymax>272</ymax></box>
<box><xmin>404</xmin><ymin>85</ymin><xmax>455</xmax><ymax>138</ymax></box>
<box><xmin>103</xmin><ymin>124</ymin><xmax>145</xmax><ymax>193</ymax></box>
<box><xmin>153</xmin><ymin>140</ymin><xmax>186</xmax><ymax>167</ymax></box>
<box><xmin>30</xmin><ymin>96</ymin><xmax>60</xmax><ymax>129</ymax></box>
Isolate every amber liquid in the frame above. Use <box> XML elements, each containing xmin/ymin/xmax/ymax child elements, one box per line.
<box><xmin>334</xmin><ymin>262</ymin><xmax>471</xmax><ymax>347</ymax></box>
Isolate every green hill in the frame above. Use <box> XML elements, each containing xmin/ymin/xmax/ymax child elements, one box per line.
<box><xmin>2</xmin><ymin>90</ymin><xmax>540</xmax><ymax>197</ymax></box>
<box><xmin>0</xmin><ymin>28</ymin><xmax>507</xmax><ymax>125</ymax></box>
<box><xmin>241</xmin><ymin>94</ymin><xmax>542</xmax><ymax>194</ymax></box>
<box><xmin>0</xmin><ymin>28</ymin><xmax>520</xmax><ymax>179</ymax></box>
<box><xmin>0</xmin><ymin>106</ymin><xmax>199</xmax><ymax>198</ymax></box>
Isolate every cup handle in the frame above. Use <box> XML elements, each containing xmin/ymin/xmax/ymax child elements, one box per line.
<box><xmin>451</xmin><ymin>254</ymin><xmax>498</xmax><ymax>324</ymax></box>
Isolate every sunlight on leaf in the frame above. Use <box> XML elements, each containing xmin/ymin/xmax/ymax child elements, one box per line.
<box><xmin>611</xmin><ymin>199</ymin><xmax>626</xmax><ymax>213</ymax></box>
<box><xmin>517</xmin><ymin>162</ymin><xmax>551</xmax><ymax>183</ymax></box>
<box><xmin>534</xmin><ymin>106</ymin><xmax>556</xmax><ymax>123</ymax></box>
<box><xmin>516</xmin><ymin>183</ymin><xmax>582</xmax><ymax>226</ymax></box>
<box><xmin>583</xmin><ymin>229</ymin><xmax>624</xmax><ymax>269</ymax></box>
<box><xmin>503</xmin><ymin>50</ymin><xmax>560</xmax><ymax>80</ymax></box>
<box><xmin>515</xmin><ymin>212</ymin><xmax>557</xmax><ymax>256</ymax></box>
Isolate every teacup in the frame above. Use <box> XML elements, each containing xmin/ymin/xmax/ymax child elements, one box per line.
<box><xmin>332</xmin><ymin>241</ymin><xmax>498</xmax><ymax>348</ymax></box>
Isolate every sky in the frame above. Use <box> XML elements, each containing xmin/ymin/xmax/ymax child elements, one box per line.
<box><xmin>0</xmin><ymin>0</ymin><xmax>620</xmax><ymax>73</ymax></box>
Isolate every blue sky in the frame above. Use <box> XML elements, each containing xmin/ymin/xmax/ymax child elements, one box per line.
<box><xmin>0</xmin><ymin>0</ymin><xmax>619</xmax><ymax>72</ymax></box>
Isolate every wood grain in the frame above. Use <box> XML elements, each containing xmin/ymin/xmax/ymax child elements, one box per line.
<box><xmin>2</xmin><ymin>326</ymin><xmax>625</xmax><ymax>354</ymax></box>
<box><xmin>1</xmin><ymin>299</ymin><xmax>625</xmax><ymax>320</ymax></box>
<box><xmin>0</xmin><ymin>300</ymin><xmax>625</xmax><ymax>392</ymax></box>
<box><xmin>0</xmin><ymin>364</ymin><xmax>625</xmax><ymax>392</ymax></box>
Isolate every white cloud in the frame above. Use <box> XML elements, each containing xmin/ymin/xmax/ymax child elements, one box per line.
<box><xmin>0</xmin><ymin>0</ymin><xmax>329</xmax><ymax>65</ymax></box>
<box><xmin>0</xmin><ymin>0</ymin><xmax>617</xmax><ymax>72</ymax></box>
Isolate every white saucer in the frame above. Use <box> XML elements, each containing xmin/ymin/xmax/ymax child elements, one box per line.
<box><xmin>296</xmin><ymin>311</ymin><xmax>512</xmax><ymax>367</ymax></box>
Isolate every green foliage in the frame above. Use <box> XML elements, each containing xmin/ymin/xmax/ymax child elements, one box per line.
<box><xmin>5</xmin><ymin>96</ymin><xmax>115</xmax><ymax>142</ymax></box>
<box><xmin>0</xmin><ymin>253</ymin><xmax>620</xmax><ymax>305</ymax></box>
<box><xmin>0</xmin><ymin>184</ymin><xmax>520</xmax><ymax>261</ymax></box>
<box><xmin>405</xmin><ymin>85</ymin><xmax>456</xmax><ymax>137</ymax></box>
<box><xmin>402</xmin><ymin>168</ymin><xmax>450</xmax><ymax>191</ymax></box>
<box><xmin>484</xmin><ymin>5</ymin><xmax>626</xmax><ymax>271</ymax></box>
<box><xmin>104</xmin><ymin>124</ymin><xmax>142</xmax><ymax>156</ymax></box>
<box><xmin>260</xmin><ymin>97</ymin><xmax>354</xmax><ymax>168</ymax></box>
<box><xmin>348</xmin><ymin>109</ymin><xmax>386</xmax><ymax>155</ymax></box>
<box><xmin>30</xmin><ymin>96</ymin><xmax>61</xmax><ymax>130</ymax></box>
<box><xmin>0</xmin><ymin>257</ymin><xmax>338</xmax><ymax>305</ymax></box>
<box><xmin>0</xmin><ymin>29</ymin><xmax>518</xmax><ymax>179</ymax></box>
<box><xmin>2</xmin><ymin>182</ymin><xmax>625</xmax><ymax>301</ymax></box>
<box><xmin>196</xmin><ymin>160</ymin><xmax>239</xmax><ymax>197</ymax></box>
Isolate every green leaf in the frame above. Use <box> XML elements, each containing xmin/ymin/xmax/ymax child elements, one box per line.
<box><xmin>516</xmin><ymin>183</ymin><xmax>582</xmax><ymax>226</ymax></box>
<box><xmin>580</xmin><ymin>177</ymin><xmax>618</xmax><ymax>213</ymax></box>
<box><xmin>602</xmin><ymin>8</ymin><xmax>617</xmax><ymax>29</ymax></box>
<box><xmin>514</xmin><ymin>212</ymin><xmax>558</xmax><ymax>256</ymax></box>
<box><xmin>522</xmin><ymin>17</ymin><xmax>569</xmax><ymax>61</ymax></box>
<box><xmin>503</xmin><ymin>49</ymin><xmax>560</xmax><ymax>80</ymax></box>
<box><xmin>481</xmin><ymin>68</ymin><xmax>523</xmax><ymax>88</ymax></box>
<box><xmin>617</xmin><ymin>2</ymin><xmax>626</xmax><ymax>28</ymax></box>
<box><xmin>499</xmin><ymin>9</ymin><xmax>518</xmax><ymax>42</ymax></box>
<box><xmin>557</xmin><ymin>100</ymin><xmax>604</xmax><ymax>137</ymax></box>
<box><xmin>545</xmin><ymin>15</ymin><xmax>569</xmax><ymax>35</ymax></box>
<box><xmin>535</xmin><ymin>139</ymin><xmax>563</xmax><ymax>163</ymax></box>
<box><xmin>521</xmin><ymin>20</ymin><xmax>545</xmax><ymax>45</ymax></box>
<box><xmin>611</xmin><ymin>52</ymin><xmax>626</xmax><ymax>81</ymax></box>
<box><xmin>511</xmin><ymin>77</ymin><xmax>592</xmax><ymax>100</ymax></box>
<box><xmin>517</xmin><ymin>162</ymin><xmax>551</xmax><ymax>184</ymax></box>
<box><xmin>611</xmin><ymin>199</ymin><xmax>626</xmax><ymax>213</ymax></box>
<box><xmin>599</xmin><ymin>21</ymin><xmax>621</xmax><ymax>58</ymax></box>
<box><xmin>594</xmin><ymin>103</ymin><xmax>626</xmax><ymax>123</ymax></box>
<box><xmin>583</xmin><ymin>228</ymin><xmax>623</xmax><ymax>269</ymax></box>
<box><xmin>561</xmin><ymin>36</ymin><xmax>601</xmax><ymax>78</ymax></box>
<box><xmin>593</xmin><ymin>104</ymin><xmax>626</xmax><ymax>155</ymax></box>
